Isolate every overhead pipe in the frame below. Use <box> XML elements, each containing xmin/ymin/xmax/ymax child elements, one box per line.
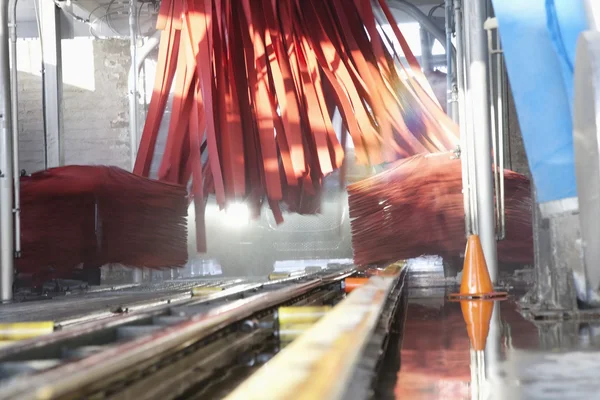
<box><xmin>389</xmin><ymin>0</ymin><xmax>456</xmax><ymax>61</ymax></box>
<box><xmin>128</xmin><ymin>29</ymin><xmax>160</xmax><ymax>171</ymax></box>
<box><xmin>464</xmin><ymin>0</ymin><xmax>498</xmax><ymax>283</ymax></box>
<box><xmin>0</xmin><ymin>0</ymin><xmax>14</xmax><ymax>301</ymax></box>
<box><xmin>9</xmin><ymin>0</ymin><xmax>19</xmax><ymax>257</ymax></box>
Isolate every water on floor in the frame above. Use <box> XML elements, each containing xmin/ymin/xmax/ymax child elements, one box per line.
<box><xmin>392</xmin><ymin>258</ymin><xmax>600</xmax><ymax>400</ymax></box>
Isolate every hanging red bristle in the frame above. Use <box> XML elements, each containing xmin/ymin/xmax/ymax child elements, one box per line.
<box><xmin>347</xmin><ymin>153</ymin><xmax>534</xmax><ymax>268</ymax></box>
<box><xmin>135</xmin><ymin>0</ymin><xmax>460</xmax><ymax>254</ymax></box>
<box><xmin>18</xmin><ymin>166</ymin><xmax>188</xmax><ymax>282</ymax></box>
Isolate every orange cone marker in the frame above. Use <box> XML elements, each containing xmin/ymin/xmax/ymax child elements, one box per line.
<box><xmin>449</xmin><ymin>235</ymin><xmax>507</xmax><ymax>300</ymax></box>
<box><xmin>460</xmin><ymin>299</ymin><xmax>494</xmax><ymax>351</ymax></box>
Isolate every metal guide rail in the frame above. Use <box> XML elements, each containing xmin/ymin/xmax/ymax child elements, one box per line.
<box><xmin>0</xmin><ymin>266</ymin><xmax>355</xmax><ymax>400</ymax></box>
<box><xmin>1</xmin><ymin>278</ymin><xmax>257</xmax><ymax>326</ymax></box>
<box><xmin>225</xmin><ymin>267</ymin><xmax>408</xmax><ymax>400</ymax></box>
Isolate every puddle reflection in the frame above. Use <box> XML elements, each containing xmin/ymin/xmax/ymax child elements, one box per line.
<box><xmin>394</xmin><ymin>288</ymin><xmax>600</xmax><ymax>400</ymax></box>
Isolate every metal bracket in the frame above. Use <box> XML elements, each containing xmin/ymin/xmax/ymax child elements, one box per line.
<box><xmin>451</xmin><ymin>145</ymin><xmax>461</xmax><ymax>160</ymax></box>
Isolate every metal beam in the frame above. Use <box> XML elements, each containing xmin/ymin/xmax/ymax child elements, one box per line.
<box><xmin>40</xmin><ymin>0</ymin><xmax>64</xmax><ymax>168</ymax></box>
<box><xmin>464</xmin><ymin>0</ymin><xmax>498</xmax><ymax>282</ymax></box>
<box><xmin>0</xmin><ymin>0</ymin><xmax>14</xmax><ymax>302</ymax></box>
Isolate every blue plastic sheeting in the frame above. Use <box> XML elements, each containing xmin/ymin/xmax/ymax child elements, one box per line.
<box><xmin>491</xmin><ymin>0</ymin><xmax>586</xmax><ymax>203</ymax></box>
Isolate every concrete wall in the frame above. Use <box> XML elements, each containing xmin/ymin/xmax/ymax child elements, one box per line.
<box><xmin>16</xmin><ymin>37</ymin><xmax>131</xmax><ymax>174</ymax></box>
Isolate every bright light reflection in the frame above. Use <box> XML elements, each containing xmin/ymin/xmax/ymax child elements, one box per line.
<box><xmin>222</xmin><ymin>202</ymin><xmax>250</xmax><ymax>228</ymax></box>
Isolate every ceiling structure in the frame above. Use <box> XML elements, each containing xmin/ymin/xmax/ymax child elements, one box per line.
<box><xmin>13</xmin><ymin>0</ymin><xmax>445</xmax><ymax>39</ymax></box>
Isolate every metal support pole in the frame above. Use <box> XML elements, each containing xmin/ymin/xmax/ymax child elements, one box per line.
<box><xmin>454</xmin><ymin>0</ymin><xmax>473</xmax><ymax>237</ymax></box>
<box><xmin>462</xmin><ymin>0</ymin><xmax>480</xmax><ymax>236</ymax></box>
<box><xmin>419</xmin><ymin>26</ymin><xmax>432</xmax><ymax>72</ymax></box>
<box><xmin>40</xmin><ymin>0</ymin><xmax>63</xmax><ymax>168</ymax></box>
<box><xmin>128</xmin><ymin>30</ymin><xmax>160</xmax><ymax>171</ymax></box>
<box><xmin>445</xmin><ymin>0</ymin><xmax>458</xmax><ymax>121</ymax></box>
<box><xmin>465</xmin><ymin>0</ymin><xmax>498</xmax><ymax>282</ymax></box>
<box><xmin>9</xmin><ymin>0</ymin><xmax>19</xmax><ymax>256</ymax></box>
<box><xmin>128</xmin><ymin>0</ymin><xmax>139</xmax><ymax>171</ymax></box>
<box><xmin>128</xmin><ymin>0</ymin><xmax>142</xmax><ymax>284</ymax></box>
<box><xmin>0</xmin><ymin>0</ymin><xmax>14</xmax><ymax>302</ymax></box>
<box><xmin>484</xmin><ymin>17</ymin><xmax>507</xmax><ymax>241</ymax></box>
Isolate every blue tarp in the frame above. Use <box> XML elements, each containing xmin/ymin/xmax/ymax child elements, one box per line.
<box><xmin>491</xmin><ymin>0</ymin><xmax>587</xmax><ymax>203</ymax></box>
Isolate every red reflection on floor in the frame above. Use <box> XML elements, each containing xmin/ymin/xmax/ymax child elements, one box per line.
<box><xmin>395</xmin><ymin>302</ymin><xmax>472</xmax><ymax>399</ymax></box>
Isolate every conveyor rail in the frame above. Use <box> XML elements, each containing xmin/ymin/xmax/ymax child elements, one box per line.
<box><xmin>224</xmin><ymin>267</ymin><xmax>408</xmax><ymax>400</ymax></box>
<box><xmin>0</xmin><ymin>267</ymin><xmax>354</xmax><ymax>400</ymax></box>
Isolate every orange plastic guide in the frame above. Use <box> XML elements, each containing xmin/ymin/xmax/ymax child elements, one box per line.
<box><xmin>460</xmin><ymin>299</ymin><xmax>494</xmax><ymax>351</ymax></box>
<box><xmin>449</xmin><ymin>235</ymin><xmax>508</xmax><ymax>300</ymax></box>
<box><xmin>344</xmin><ymin>277</ymin><xmax>369</xmax><ymax>293</ymax></box>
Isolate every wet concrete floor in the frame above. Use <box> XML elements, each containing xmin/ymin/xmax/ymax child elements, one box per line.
<box><xmin>393</xmin><ymin>261</ymin><xmax>600</xmax><ymax>400</ymax></box>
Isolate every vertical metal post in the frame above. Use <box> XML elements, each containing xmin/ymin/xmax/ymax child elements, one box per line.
<box><xmin>9</xmin><ymin>0</ymin><xmax>19</xmax><ymax>256</ymax></box>
<box><xmin>40</xmin><ymin>0</ymin><xmax>63</xmax><ymax>168</ymax></box>
<box><xmin>128</xmin><ymin>0</ymin><xmax>142</xmax><ymax>283</ymax></box>
<box><xmin>419</xmin><ymin>26</ymin><xmax>432</xmax><ymax>72</ymax></box>
<box><xmin>0</xmin><ymin>0</ymin><xmax>14</xmax><ymax>302</ymax></box>
<box><xmin>484</xmin><ymin>18</ymin><xmax>507</xmax><ymax>241</ymax></box>
<box><xmin>454</xmin><ymin>0</ymin><xmax>473</xmax><ymax>237</ymax></box>
<box><xmin>462</xmin><ymin>0</ymin><xmax>480</xmax><ymax>235</ymax></box>
<box><xmin>445</xmin><ymin>0</ymin><xmax>458</xmax><ymax>121</ymax></box>
<box><xmin>128</xmin><ymin>0</ymin><xmax>139</xmax><ymax>171</ymax></box>
<box><xmin>465</xmin><ymin>0</ymin><xmax>498</xmax><ymax>282</ymax></box>
<box><xmin>127</xmin><ymin>32</ymin><xmax>160</xmax><ymax>171</ymax></box>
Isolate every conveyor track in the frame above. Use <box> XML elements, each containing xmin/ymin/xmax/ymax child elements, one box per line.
<box><xmin>0</xmin><ymin>267</ymin><xmax>354</xmax><ymax>400</ymax></box>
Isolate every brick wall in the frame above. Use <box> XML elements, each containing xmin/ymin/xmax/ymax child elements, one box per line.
<box><xmin>16</xmin><ymin>37</ymin><xmax>132</xmax><ymax>174</ymax></box>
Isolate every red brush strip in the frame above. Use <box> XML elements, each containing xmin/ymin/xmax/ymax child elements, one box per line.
<box><xmin>348</xmin><ymin>153</ymin><xmax>533</xmax><ymax>267</ymax></box>
<box><xmin>18</xmin><ymin>166</ymin><xmax>188</xmax><ymax>279</ymax></box>
<box><xmin>135</xmin><ymin>0</ymin><xmax>461</xmax><ymax>254</ymax></box>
